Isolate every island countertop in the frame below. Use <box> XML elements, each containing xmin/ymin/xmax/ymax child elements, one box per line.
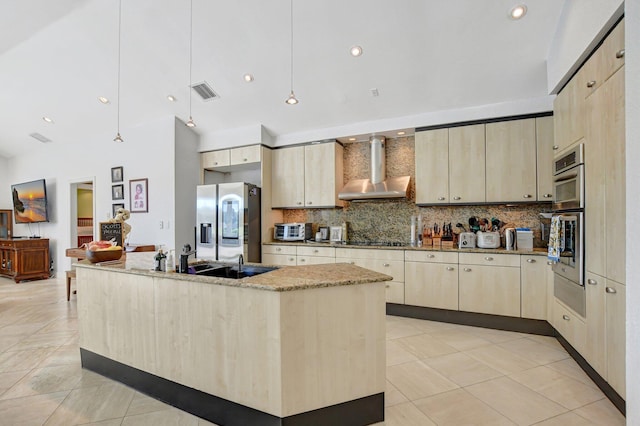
<box><xmin>75</xmin><ymin>255</ymin><xmax>392</xmax><ymax>292</ymax></box>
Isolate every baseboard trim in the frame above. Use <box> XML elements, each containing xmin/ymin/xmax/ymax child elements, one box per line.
<box><xmin>80</xmin><ymin>348</ymin><xmax>384</xmax><ymax>426</ymax></box>
<box><xmin>386</xmin><ymin>303</ymin><xmax>554</xmax><ymax>336</ymax></box>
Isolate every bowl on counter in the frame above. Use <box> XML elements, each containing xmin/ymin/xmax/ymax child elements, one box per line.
<box><xmin>85</xmin><ymin>248</ymin><xmax>123</xmax><ymax>263</ymax></box>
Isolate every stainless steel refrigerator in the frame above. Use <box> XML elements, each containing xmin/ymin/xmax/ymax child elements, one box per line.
<box><xmin>196</xmin><ymin>182</ymin><xmax>261</xmax><ymax>263</ymax></box>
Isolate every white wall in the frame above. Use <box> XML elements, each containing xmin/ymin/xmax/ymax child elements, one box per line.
<box><xmin>626</xmin><ymin>2</ymin><xmax>639</xmax><ymax>422</ymax></box>
<box><xmin>5</xmin><ymin>115</ymin><xmax>183</xmax><ymax>275</ymax></box>
<box><xmin>547</xmin><ymin>0</ymin><xmax>623</xmax><ymax>93</ymax></box>
<box><xmin>0</xmin><ymin>157</ymin><xmax>9</xmax><ymax>208</ymax></box>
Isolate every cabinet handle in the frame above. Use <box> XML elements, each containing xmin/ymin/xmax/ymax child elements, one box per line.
<box><xmin>453</xmin><ymin>196</ymin><xmax>461</xmax><ymax>200</ymax></box>
<box><xmin>562</xmin><ymin>315</ymin><xmax>570</xmax><ymax>321</ymax></box>
<box><xmin>276</xmin><ymin>247</ymin><xmax>282</xmax><ymax>252</ymax></box>
<box><xmin>606</xmin><ymin>287</ymin><xmax>617</xmax><ymax>294</ymax></box>
<box><xmin>543</xmin><ymin>193</ymin><xmax>552</xmax><ymax>198</ymax></box>
<box><xmin>313</xmin><ymin>249</ymin><xmax>319</xmax><ymax>253</ymax></box>
<box><xmin>616</xmin><ymin>49</ymin><xmax>625</xmax><ymax>59</ymax></box>
<box><xmin>446</xmin><ymin>266</ymin><xmax>454</xmax><ymax>271</ymax></box>
<box><xmin>553</xmin><ymin>145</ymin><xmax>559</xmax><ymax>150</ymax></box>
<box><xmin>350</xmin><ymin>261</ymin><xmax>355</xmax><ymax>264</ymax></box>
<box><xmin>523</xmin><ymin>194</ymin><xmax>532</xmax><ymax>199</ymax></box>
<box><xmin>383</xmin><ymin>263</ymin><xmax>390</xmax><ymax>267</ymax></box>
<box><xmin>289</xmin><ymin>257</ymin><xmax>295</xmax><ymax>261</ymax></box>
<box><xmin>243</xmin><ymin>158</ymin><xmax>248</xmax><ymax>162</ymax></box>
<box><xmin>526</xmin><ymin>259</ymin><xmax>536</xmax><ymax>263</ymax></box>
<box><xmin>385</xmin><ymin>284</ymin><xmax>390</xmax><ymax>288</ymax></box>
<box><xmin>307</xmin><ymin>201</ymin><xmax>312</xmax><ymax>205</ymax></box>
<box><xmin>438</xmin><ymin>197</ymin><xmax>445</xmax><ymax>201</ymax></box>
<box><xmin>299</xmin><ymin>258</ymin><xmax>305</xmax><ymax>262</ymax></box>
<box><xmin>214</xmin><ymin>161</ymin><xmax>219</xmax><ymax>165</ymax></box>
<box><xmin>427</xmin><ymin>254</ymin><xmax>435</xmax><ymax>258</ymax></box>
<box><xmin>297</xmin><ymin>202</ymin><xmax>302</xmax><ymax>205</ymax></box>
<box><xmin>464</xmin><ymin>267</ymin><xmax>472</xmax><ymax>272</ymax></box>
<box><xmin>587</xmin><ymin>278</ymin><xmax>598</xmax><ymax>285</ymax></box>
<box><xmin>484</xmin><ymin>256</ymin><xmax>493</xmax><ymax>261</ymax></box>
<box><xmin>586</xmin><ymin>80</ymin><xmax>596</xmax><ymax>88</ymax></box>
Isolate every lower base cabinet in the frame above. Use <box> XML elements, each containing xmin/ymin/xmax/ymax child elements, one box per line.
<box><xmin>0</xmin><ymin>238</ymin><xmax>50</xmax><ymax>282</ymax></box>
<box><xmin>605</xmin><ymin>280</ymin><xmax>625</xmax><ymax>398</ymax></box>
<box><xmin>520</xmin><ymin>256</ymin><xmax>549</xmax><ymax>320</ymax></box>
<box><xmin>459</xmin><ymin>264</ymin><xmax>521</xmax><ymax>317</ymax></box>
<box><xmin>553</xmin><ymin>299</ymin><xmax>587</xmax><ymax>356</ymax></box>
<box><xmin>585</xmin><ymin>272</ymin><xmax>606</xmax><ymax>377</ymax></box>
<box><xmin>405</xmin><ymin>261</ymin><xmax>458</xmax><ymax>310</ymax></box>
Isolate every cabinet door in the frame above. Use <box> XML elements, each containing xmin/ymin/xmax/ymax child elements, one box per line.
<box><xmin>585</xmin><ymin>272</ymin><xmax>606</xmax><ymax>377</ymax></box>
<box><xmin>449</xmin><ymin>124</ymin><xmax>485</xmax><ymax>203</ymax></box>
<box><xmin>553</xmin><ymin>299</ymin><xmax>587</xmax><ymax>354</ymax></box>
<box><xmin>201</xmin><ymin>150</ymin><xmax>230</xmax><ymax>169</ymax></box>
<box><xmin>304</xmin><ymin>142</ymin><xmax>343</xmax><ymax>208</ymax></box>
<box><xmin>385</xmin><ymin>281</ymin><xmax>405</xmax><ymax>304</ymax></box>
<box><xmin>605</xmin><ymin>280</ymin><xmax>625</xmax><ymax>398</ymax></box>
<box><xmin>272</xmin><ymin>146</ymin><xmax>305</xmax><ymax>208</ymax></box>
<box><xmin>535</xmin><ymin>117</ymin><xmax>554</xmax><ymax>201</ymax></box>
<box><xmin>520</xmin><ymin>256</ymin><xmax>548</xmax><ymax>320</ymax></box>
<box><xmin>405</xmin><ymin>262</ymin><xmax>458</xmax><ymax>310</ymax></box>
<box><xmin>486</xmin><ymin>119</ymin><xmax>537</xmax><ymax>202</ymax></box>
<box><xmin>553</xmin><ymin>75</ymin><xmax>585</xmax><ymax>153</ymax></box>
<box><xmin>459</xmin><ymin>265</ymin><xmax>520</xmax><ymax>317</ymax></box>
<box><xmin>414</xmin><ymin>129</ymin><xmax>449</xmax><ymax>204</ymax></box>
<box><xmin>584</xmin><ymin>19</ymin><xmax>625</xmax><ymax>96</ymax></box>
<box><xmin>604</xmin><ymin>68</ymin><xmax>625</xmax><ymax>284</ymax></box>
<box><xmin>0</xmin><ymin>210</ymin><xmax>13</xmax><ymax>239</ymax></box>
<box><xmin>230</xmin><ymin>145</ymin><xmax>261</xmax><ymax>165</ymax></box>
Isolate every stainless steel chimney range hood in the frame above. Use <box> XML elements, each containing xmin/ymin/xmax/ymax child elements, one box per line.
<box><xmin>338</xmin><ymin>135</ymin><xmax>411</xmax><ymax>201</ymax></box>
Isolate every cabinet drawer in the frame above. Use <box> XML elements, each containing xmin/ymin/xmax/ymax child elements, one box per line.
<box><xmin>405</xmin><ymin>250</ymin><xmax>458</xmax><ymax>264</ymax></box>
<box><xmin>553</xmin><ymin>300</ymin><xmax>586</xmax><ymax>354</ymax></box>
<box><xmin>296</xmin><ymin>245</ymin><xmax>335</xmax><ymax>257</ymax></box>
<box><xmin>263</xmin><ymin>245</ymin><xmax>296</xmax><ymax>255</ymax></box>
<box><xmin>385</xmin><ymin>281</ymin><xmax>404</xmax><ymax>304</ymax></box>
<box><xmin>335</xmin><ymin>248</ymin><xmax>404</xmax><ymax>261</ymax></box>
<box><xmin>230</xmin><ymin>145</ymin><xmax>261</xmax><ymax>165</ymax></box>
<box><xmin>262</xmin><ymin>253</ymin><xmax>296</xmax><ymax>266</ymax></box>
<box><xmin>339</xmin><ymin>257</ymin><xmax>404</xmax><ymax>282</ymax></box>
<box><xmin>296</xmin><ymin>256</ymin><xmax>335</xmax><ymax>265</ymax></box>
<box><xmin>459</xmin><ymin>252</ymin><xmax>520</xmax><ymax>267</ymax></box>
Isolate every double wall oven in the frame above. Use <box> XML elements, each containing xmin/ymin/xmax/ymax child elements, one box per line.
<box><xmin>551</xmin><ymin>143</ymin><xmax>585</xmax><ymax>317</ymax></box>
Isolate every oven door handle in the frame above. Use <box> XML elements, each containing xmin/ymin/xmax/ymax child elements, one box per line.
<box><xmin>553</xmin><ymin>171</ymin><xmax>578</xmax><ymax>183</ymax></box>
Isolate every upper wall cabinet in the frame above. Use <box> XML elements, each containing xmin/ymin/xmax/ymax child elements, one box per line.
<box><xmin>201</xmin><ymin>144</ymin><xmax>262</xmax><ymax>171</ymax></box>
<box><xmin>414</xmin><ymin>129</ymin><xmax>449</xmax><ymax>204</ymax></box>
<box><xmin>553</xmin><ymin>74</ymin><xmax>585</xmax><ymax>154</ymax></box>
<box><xmin>272</xmin><ymin>142</ymin><xmax>344</xmax><ymax>209</ymax></box>
<box><xmin>486</xmin><ymin>119</ymin><xmax>537</xmax><ymax>202</ymax></box>
<box><xmin>536</xmin><ymin>116</ymin><xmax>555</xmax><ymax>201</ymax></box>
<box><xmin>583</xmin><ymin>19</ymin><xmax>625</xmax><ymax>98</ymax></box>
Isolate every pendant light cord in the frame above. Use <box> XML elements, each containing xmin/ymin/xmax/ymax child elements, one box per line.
<box><xmin>289</xmin><ymin>0</ymin><xmax>294</xmax><ymax>93</ymax></box>
<box><xmin>189</xmin><ymin>0</ymin><xmax>193</xmax><ymax>119</ymax></box>
<box><xmin>116</xmin><ymin>0</ymin><xmax>122</xmax><ymax>134</ymax></box>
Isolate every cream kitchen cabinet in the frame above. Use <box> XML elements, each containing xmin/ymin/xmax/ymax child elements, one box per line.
<box><xmin>585</xmin><ymin>272</ymin><xmax>606</xmax><ymax>377</ymax></box>
<box><xmin>486</xmin><ymin>119</ymin><xmax>537</xmax><ymax>202</ymax></box>
<box><xmin>553</xmin><ymin>72</ymin><xmax>585</xmax><ymax>154</ymax></box>
<box><xmin>263</xmin><ymin>244</ymin><xmax>336</xmax><ymax>266</ymax></box>
<box><xmin>415</xmin><ymin>124</ymin><xmax>485</xmax><ymax>204</ymax></box>
<box><xmin>553</xmin><ymin>299</ymin><xmax>586</xmax><ymax>355</ymax></box>
<box><xmin>535</xmin><ymin>116</ymin><xmax>555</xmax><ymax>201</ymax></box>
<box><xmin>262</xmin><ymin>244</ymin><xmax>297</xmax><ymax>266</ymax></box>
<box><xmin>414</xmin><ymin>128</ymin><xmax>449</xmax><ymax>204</ymax></box>
<box><xmin>296</xmin><ymin>245</ymin><xmax>336</xmax><ymax>265</ymax></box>
<box><xmin>605</xmin><ymin>279</ymin><xmax>625</xmax><ymax>398</ymax></box>
<box><xmin>230</xmin><ymin>145</ymin><xmax>262</xmax><ymax>165</ymax></box>
<box><xmin>272</xmin><ymin>142</ymin><xmax>343</xmax><ymax>209</ymax></box>
<box><xmin>458</xmin><ymin>253</ymin><xmax>521</xmax><ymax>317</ymax></box>
<box><xmin>336</xmin><ymin>248</ymin><xmax>404</xmax><ymax>304</ymax></box>
<box><xmin>583</xmin><ymin>19</ymin><xmax>625</xmax><ymax>98</ymax></box>
<box><xmin>405</xmin><ymin>251</ymin><xmax>459</xmax><ymax>310</ymax></box>
<box><xmin>201</xmin><ymin>144</ymin><xmax>262</xmax><ymax>170</ymax></box>
<box><xmin>520</xmin><ymin>255</ymin><xmax>549</xmax><ymax>320</ymax></box>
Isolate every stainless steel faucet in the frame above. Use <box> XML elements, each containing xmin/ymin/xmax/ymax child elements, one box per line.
<box><xmin>179</xmin><ymin>244</ymin><xmax>197</xmax><ymax>273</ymax></box>
<box><xmin>238</xmin><ymin>254</ymin><xmax>244</xmax><ymax>272</ymax></box>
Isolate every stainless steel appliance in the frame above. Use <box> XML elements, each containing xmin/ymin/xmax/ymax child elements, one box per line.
<box><xmin>458</xmin><ymin>232</ymin><xmax>476</xmax><ymax>249</ymax></box>
<box><xmin>196</xmin><ymin>183</ymin><xmax>261</xmax><ymax>263</ymax></box>
<box><xmin>551</xmin><ymin>143</ymin><xmax>585</xmax><ymax>316</ymax></box>
<box><xmin>504</xmin><ymin>228</ymin><xmax>516</xmax><ymax>250</ymax></box>
<box><xmin>274</xmin><ymin>223</ymin><xmax>312</xmax><ymax>241</ymax></box>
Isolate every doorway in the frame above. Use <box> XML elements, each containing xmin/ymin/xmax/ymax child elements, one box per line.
<box><xmin>69</xmin><ymin>178</ymin><xmax>96</xmax><ymax>249</ymax></box>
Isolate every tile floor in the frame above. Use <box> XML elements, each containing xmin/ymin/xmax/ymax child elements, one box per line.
<box><xmin>0</xmin><ymin>277</ymin><xmax>626</xmax><ymax>425</ymax></box>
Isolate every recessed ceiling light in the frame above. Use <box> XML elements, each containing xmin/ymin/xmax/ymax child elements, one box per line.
<box><xmin>397</xmin><ymin>131</ymin><xmax>406</xmax><ymax>136</ymax></box>
<box><xmin>509</xmin><ymin>4</ymin><xmax>527</xmax><ymax>19</ymax></box>
<box><xmin>42</xmin><ymin>116</ymin><xmax>54</xmax><ymax>124</ymax></box>
<box><xmin>243</xmin><ymin>74</ymin><xmax>254</xmax><ymax>82</ymax></box>
<box><xmin>350</xmin><ymin>45</ymin><xmax>363</xmax><ymax>57</ymax></box>
<box><xmin>167</xmin><ymin>95</ymin><xmax>177</xmax><ymax>102</ymax></box>
<box><xmin>348</xmin><ymin>137</ymin><xmax>357</xmax><ymax>142</ymax></box>
<box><xmin>98</xmin><ymin>96</ymin><xmax>110</xmax><ymax>104</ymax></box>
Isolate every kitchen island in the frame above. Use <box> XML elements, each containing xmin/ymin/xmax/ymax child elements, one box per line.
<box><xmin>75</xmin><ymin>256</ymin><xmax>389</xmax><ymax>426</ymax></box>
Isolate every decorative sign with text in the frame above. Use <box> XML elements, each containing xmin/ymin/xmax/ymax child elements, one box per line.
<box><xmin>99</xmin><ymin>222</ymin><xmax>123</xmax><ymax>247</ymax></box>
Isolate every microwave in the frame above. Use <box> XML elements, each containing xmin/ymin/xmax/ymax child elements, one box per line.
<box><xmin>552</xmin><ymin>143</ymin><xmax>584</xmax><ymax>211</ymax></box>
<box><xmin>274</xmin><ymin>223</ymin><xmax>312</xmax><ymax>241</ymax></box>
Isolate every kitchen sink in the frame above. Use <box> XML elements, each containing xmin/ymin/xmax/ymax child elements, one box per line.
<box><xmin>190</xmin><ymin>264</ymin><xmax>278</xmax><ymax>279</ymax></box>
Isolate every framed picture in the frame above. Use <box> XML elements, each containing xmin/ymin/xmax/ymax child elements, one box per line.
<box><xmin>112</xmin><ymin>203</ymin><xmax>125</xmax><ymax>218</ymax></box>
<box><xmin>329</xmin><ymin>226</ymin><xmax>342</xmax><ymax>242</ymax></box>
<box><xmin>319</xmin><ymin>226</ymin><xmax>329</xmax><ymax>240</ymax></box>
<box><xmin>129</xmin><ymin>178</ymin><xmax>148</xmax><ymax>213</ymax></box>
<box><xmin>111</xmin><ymin>166</ymin><xmax>123</xmax><ymax>183</ymax></box>
<box><xmin>111</xmin><ymin>184</ymin><xmax>124</xmax><ymax>200</ymax></box>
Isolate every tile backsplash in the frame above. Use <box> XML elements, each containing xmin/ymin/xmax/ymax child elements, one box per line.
<box><xmin>282</xmin><ymin>136</ymin><xmax>552</xmax><ymax>247</ymax></box>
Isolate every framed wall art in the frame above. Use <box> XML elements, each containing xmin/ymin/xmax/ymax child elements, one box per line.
<box><xmin>129</xmin><ymin>178</ymin><xmax>148</xmax><ymax>213</ymax></box>
<box><xmin>112</xmin><ymin>203</ymin><xmax>125</xmax><ymax>219</ymax></box>
<box><xmin>111</xmin><ymin>184</ymin><xmax>124</xmax><ymax>200</ymax></box>
<box><xmin>111</xmin><ymin>166</ymin><xmax>123</xmax><ymax>183</ymax></box>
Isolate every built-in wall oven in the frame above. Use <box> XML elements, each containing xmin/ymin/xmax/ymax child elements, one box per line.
<box><xmin>551</xmin><ymin>143</ymin><xmax>586</xmax><ymax>317</ymax></box>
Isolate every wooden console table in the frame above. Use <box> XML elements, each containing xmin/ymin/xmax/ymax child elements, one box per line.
<box><xmin>0</xmin><ymin>238</ymin><xmax>50</xmax><ymax>283</ymax></box>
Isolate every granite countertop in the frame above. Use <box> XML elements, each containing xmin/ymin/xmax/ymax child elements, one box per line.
<box><xmin>264</xmin><ymin>241</ymin><xmax>549</xmax><ymax>256</ymax></box>
<box><xmin>74</xmin><ymin>253</ymin><xmax>392</xmax><ymax>292</ymax></box>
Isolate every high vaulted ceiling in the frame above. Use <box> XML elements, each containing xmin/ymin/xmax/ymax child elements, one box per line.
<box><xmin>0</xmin><ymin>0</ymin><xmax>566</xmax><ymax>159</ymax></box>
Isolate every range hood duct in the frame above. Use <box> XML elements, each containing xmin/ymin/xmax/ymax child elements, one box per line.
<box><xmin>338</xmin><ymin>135</ymin><xmax>411</xmax><ymax>201</ymax></box>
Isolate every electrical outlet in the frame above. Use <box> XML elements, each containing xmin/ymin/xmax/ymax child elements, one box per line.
<box><xmin>159</xmin><ymin>220</ymin><xmax>164</xmax><ymax>229</ymax></box>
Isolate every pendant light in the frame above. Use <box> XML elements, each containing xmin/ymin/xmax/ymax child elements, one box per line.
<box><xmin>285</xmin><ymin>0</ymin><xmax>298</xmax><ymax>105</ymax></box>
<box><xmin>113</xmin><ymin>0</ymin><xmax>124</xmax><ymax>143</ymax></box>
<box><xmin>186</xmin><ymin>0</ymin><xmax>196</xmax><ymax>127</ymax></box>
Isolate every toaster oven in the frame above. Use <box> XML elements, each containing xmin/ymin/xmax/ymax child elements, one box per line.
<box><xmin>274</xmin><ymin>223</ymin><xmax>312</xmax><ymax>241</ymax></box>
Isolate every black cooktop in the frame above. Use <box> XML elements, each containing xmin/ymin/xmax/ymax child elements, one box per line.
<box><xmin>345</xmin><ymin>241</ymin><xmax>406</xmax><ymax>247</ymax></box>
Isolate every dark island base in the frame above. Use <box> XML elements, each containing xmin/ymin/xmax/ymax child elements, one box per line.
<box><xmin>387</xmin><ymin>303</ymin><xmax>625</xmax><ymax>416</ymax></box>
<box><xmin>80</xmin><ymin>349</ymin><xmax>384</xmax><ymax>426</ymax></box>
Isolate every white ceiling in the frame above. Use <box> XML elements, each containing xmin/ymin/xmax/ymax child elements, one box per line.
<box><xmin>0</xmin><ymin>0</ymin><xmax>566</xmax><ymax>159</ymax></box>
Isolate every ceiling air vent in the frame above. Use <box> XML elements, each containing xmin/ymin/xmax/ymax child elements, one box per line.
<box><xmin>191</xmin><ymin>81</ymin><xmax>219</xmax><ymax>101</ymax></box>
<box><xmin>29</xmin><ymin>132</ymin><xmax>52</xmax><ymax>143</ymax></box>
